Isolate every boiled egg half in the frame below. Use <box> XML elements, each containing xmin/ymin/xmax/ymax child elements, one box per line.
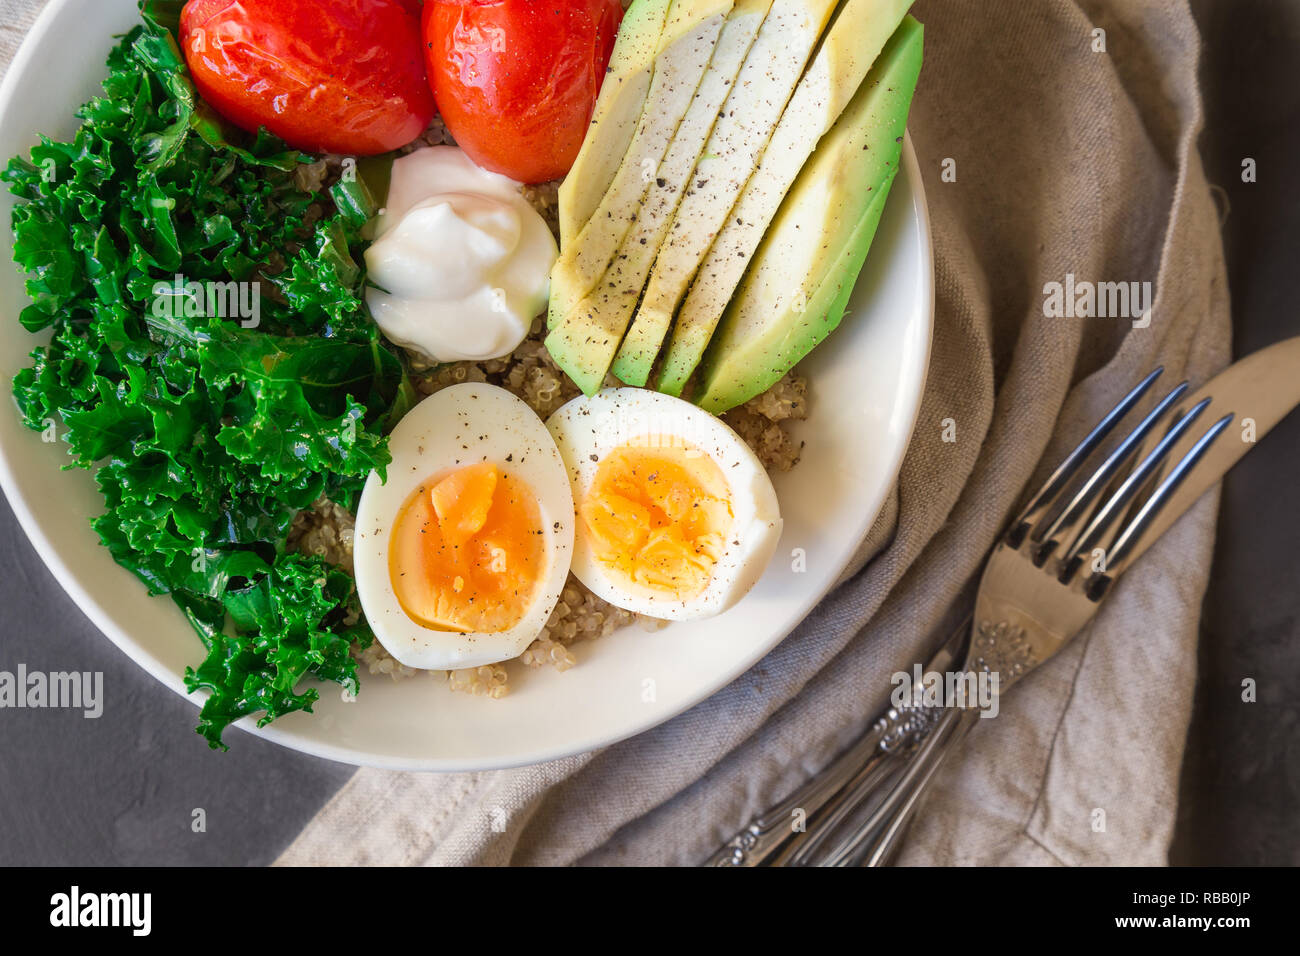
<box><xmin>354</xmin><ymin>383</ymin><xmax>574</xmax><ymax>670</ymax></box>
<box><xmin>547</xmin><ymin>389</ymin><xmax>782</xmax><ymax>620</ymax></box>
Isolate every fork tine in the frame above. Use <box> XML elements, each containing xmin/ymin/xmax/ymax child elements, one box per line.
<box><xmin>1058</xmin><ymin>396</ymin><xmax>1215</xmax><ymax>580</ymax></box>
<box><xmin>1007</xmin><ymin>367</ymin><xmax>1165</xmax><ymax>548</ymax></box>
<box><xmin>1081</xmin><ymin>411</ymin><xmax>1236</xmax><ymax>599</ymax></box>
<box><xmin>1030</xmin><ymin>381</ymin><xmax>1191</xmax><ymax>563</ymax></box>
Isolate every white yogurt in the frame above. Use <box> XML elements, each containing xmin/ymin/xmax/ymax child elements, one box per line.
<box><xmin>365</xmin><ymin>146</ymin><xmax>557</xmax><ymax>363</ymax></box>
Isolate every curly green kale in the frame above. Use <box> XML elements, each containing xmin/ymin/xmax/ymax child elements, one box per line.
<box><xmin>2</xmin><ymin>3</ymin><xmax>412</xmax><ymax>747</ymax></box>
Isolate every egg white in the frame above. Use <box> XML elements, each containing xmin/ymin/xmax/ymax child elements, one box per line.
<box><xmin>354</xmin><ymin>383</ymin><xmax>574</xmax><ymax>670</ymax></box>
<box><xmin>546</xmin><ymin>389</ymin><xmax>783</xmax><ymax>620</ymax></box>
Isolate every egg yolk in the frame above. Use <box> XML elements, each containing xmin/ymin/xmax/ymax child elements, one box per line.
<box><xmin>579</xmin><ymin>439</ymin><xmax>734</xmax><ymax>600</ymax></box>
<box><xmin>389</xmin><ymin>462</ymin><xmax>546</xmax><ymax>634</ymax></box>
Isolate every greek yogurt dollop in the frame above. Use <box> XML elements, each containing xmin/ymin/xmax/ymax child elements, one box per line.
<box><xmin>364</xmin><ymin>146</ymin><xmax>557</xmax><ymax>362</ymax></box>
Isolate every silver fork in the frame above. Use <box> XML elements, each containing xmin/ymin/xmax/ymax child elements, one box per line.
<box><xmin>787</xmin><ymin>367</ymin><xmax>1236</xmax><ymax>866</ymax></box>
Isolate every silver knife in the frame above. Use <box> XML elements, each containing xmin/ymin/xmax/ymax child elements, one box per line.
<box><xmin>1121</xmin><ymin>335</ymin><xmax>1300</xmax><ymax>567</ymax></box>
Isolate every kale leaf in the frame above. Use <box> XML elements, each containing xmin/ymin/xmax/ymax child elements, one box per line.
<box><xmin>3</xmin><ymin>2</ymin><xmax>408</xmax><ymax>748</ymax></box>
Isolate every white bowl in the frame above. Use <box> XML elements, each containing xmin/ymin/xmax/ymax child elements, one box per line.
<box><xmin>0</xmin><ymin>0</ymin><xmax>933</xmax><ymax>769</ymax></box>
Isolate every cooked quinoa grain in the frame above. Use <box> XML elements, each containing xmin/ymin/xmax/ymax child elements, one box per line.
<box><xmin>398</xmin><ymin>115</ymin><xmax>454</xmax><ymax>154</ymax></box>
<box><xmin>356</xmin><ymin>639</ymin><xmax>419</xmax><ymax>681</ymax></box>
<box><xmin>722</xmin><ymin>373</ymin><xmax>809</xmax><ymax>472</ymax></box>
<box><xmin>521</xmin><ymin>180</ymin><xmax>561</xmax><ymax>239</ymax></box>
<box><xmin>287</xmin><ymin>497</ymin><xmax>358</xmax><ymax>574</ymax></box>
<box><xmin>446</xmin><ymin>664</ymin><xmax>509</xmax><ymax>698</ymax></box>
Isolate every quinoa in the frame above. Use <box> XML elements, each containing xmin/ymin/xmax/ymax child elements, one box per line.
<box><xmin>722</xmin><ymin>374</ymin><xmax>809</xmax><ymax>473</ymax></box>
<box><xmin>355</xmin><ymin>638</ymin><xmax>420</xmax><ymax>681</ymax></box>
<box><xmin>288</xmin><ymin>497</ymin><xmax>358</xmax><ymax>574</ymax></box>
<box><xmin>522</xmin><ymin>180</ymin><xmax>561</xmax><ymax>240</ymax></box>
<box><xmin>293</xmin><ymin>119</ymin><xmax>810</xmax><ymax>700</ymax></box>
<box><xmin>410</xmin><ymin>319</ymin><xmax>584</xmax><ymax>419</ymax></box>
<box><xmin>397</xmin><ymin>115</ymin><xmax>454</xmax><ymax>154</ymax></box>
<box><xmin>447</xmin><ymin>664</ymin><xmax>509</xmax><ymax>698</ymax></box>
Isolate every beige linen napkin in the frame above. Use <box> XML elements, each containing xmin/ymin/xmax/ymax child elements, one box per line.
<box><xmin>0</xmin><ymin>1</ymin><xmax>43</xmax><ymax>71</ymax></box>
<box><xmin>1</xmin><ymin>0</ymin><xmax>1230</xmax><ymax>866</ymax></box>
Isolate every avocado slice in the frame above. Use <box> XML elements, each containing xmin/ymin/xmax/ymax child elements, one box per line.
<box><xmin>549</xmin><ymin>0</ymin><xmax>774</xmax><ymax>390</ymax></box>
<box><xmin>558</xmin><ymin>0</ymin><xmax>673</xmax><ymax>250</ymax></box>
<box><xmin>549</xmin><ymin>0</ymin><xmax>734</xmax><ymax>332</ymax></box>
<box><xmin>693</xmin><ymin>15</ymin><xmax>923</xmax><ymax>414</ymax></box>
<box><xmin>656</xmin><ymin>0</ymin><xmax>915</xmax><ymax>395</ymax></box>
<box><xmin>610</xmin><ymin>0</ymin><xmax>841</xmax><ymax>387</ymax></box>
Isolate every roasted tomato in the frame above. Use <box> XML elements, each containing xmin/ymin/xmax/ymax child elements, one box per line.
<box><xmin>180</xmin><ymin>0</ymin><xmax>435</xmax><ymax>156</ymax></box>
<box><xmin>423</xmin><ymin>0</ymin><xmax>624</xmax><ymax>184</ymax></box>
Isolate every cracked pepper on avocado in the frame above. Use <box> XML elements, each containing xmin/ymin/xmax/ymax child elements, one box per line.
<box><xmin>4</xmin><ymin>0</ymin><xmax>921</xmax><ymax>747</ymax></box>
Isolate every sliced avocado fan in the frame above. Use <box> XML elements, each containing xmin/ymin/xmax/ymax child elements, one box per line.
<box><xmin>548</xmin><ymin>0</ymin><xmax>734</xmax><ymax>333</ymax></box>
<box><xmin>558</xmin><ymin>0</ymin><xmax>673</xmax><ymax>249</ymax></box>
<box><xmin>655</xmin><ymin>0</ymin><xmax>916</xmax><ymax>396</ymax></box>
<box><xmin>547</xmin><ymin>0</ymin><xmax>774</xmax><ymax>394</ymax></box>
<box><xmin>693</xmin><ymin>15</ymin><xmax>924</xmax><ymax>414</ymax></box>
<box><xmin>609</xmin><ymin>0</ymin><xmax>842</xmax><ymax>389</ymax></box>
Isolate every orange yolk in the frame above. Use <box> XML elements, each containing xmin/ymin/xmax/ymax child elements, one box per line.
<box><xmin>389</xmin><ymin>462</ymin><xmax>546</xmax><ymax>634</ymax></box>
<box><xmin>579</xmin><ymin>440</ymin><xmax>733</xmax><ymax>600</ymax></box>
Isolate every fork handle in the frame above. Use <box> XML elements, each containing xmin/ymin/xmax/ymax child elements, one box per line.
<box><xmin>828</xmin><ymin>706</ymin><xmax>980</xmax><ymax>867</ymax></box>
<box><xmin>775</xmin><ymin>737</ymin><xmax>909</xmax><ymax>866</ymax></box>
<box><xmin>702</xmin><ymin>714</ymin><xmax>904</xmax><ymax>866</ymax></box>
<box><xmin>705</xmin><ymin>614</ymin><xmax>973</xmax><ymax>867</ymax></box>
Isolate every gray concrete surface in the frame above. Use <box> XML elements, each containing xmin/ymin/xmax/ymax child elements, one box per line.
<box><xmin>0</xmin><ymin>492</ymin><xmax>355</xmax><ymax>866</ymax></box>
<box><xmin>1170</xmin><ymin>0</ymin><xmax>1300</xmax><ymax>867</ymax></box>
<box><xmin>0</xmin><ymin>0</ymin><xmax>1296</xmax><ymax>865</ymax></box>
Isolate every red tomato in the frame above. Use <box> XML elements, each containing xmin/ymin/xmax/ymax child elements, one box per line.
<box><xmin>423</xmin><ymin>0</ymin><xmax>624</xmax><ymax>184</ymax></box>
<box><xmin>180</xmin><ymin>0</ymin><xmax>436</xmax><ymax>156</ymax></box>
